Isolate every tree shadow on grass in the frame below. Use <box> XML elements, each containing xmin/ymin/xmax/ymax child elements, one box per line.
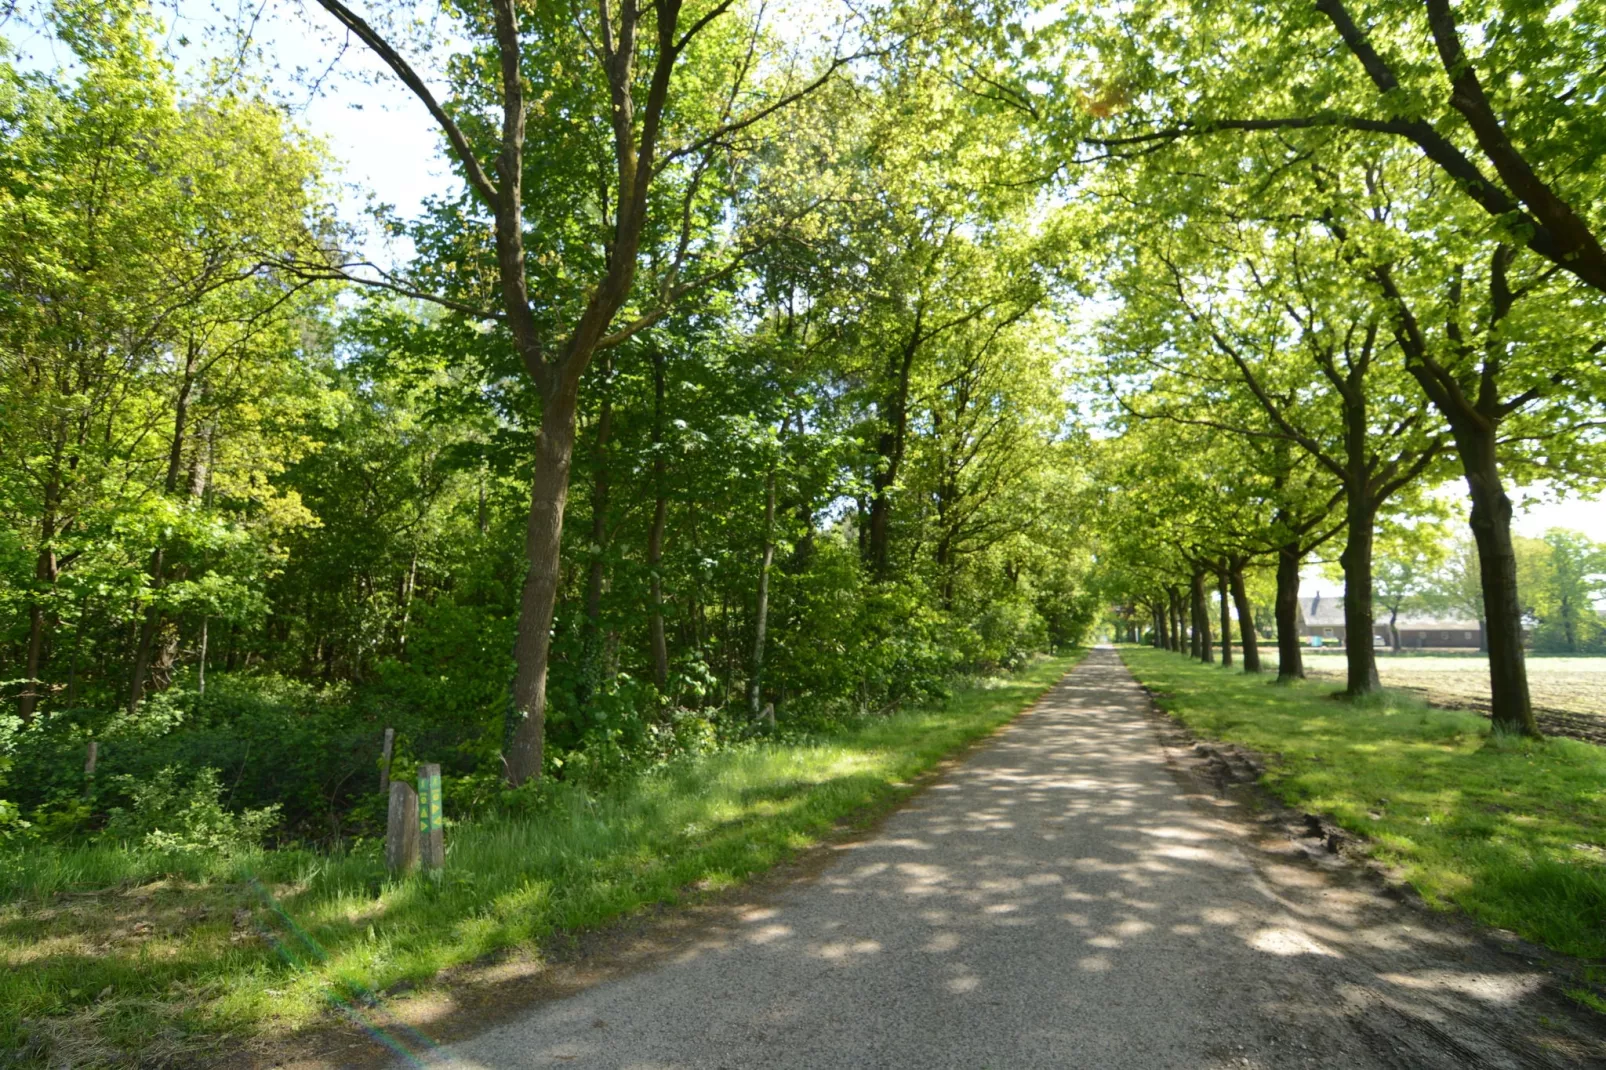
<box><xmin>397</xmin><ymin>651</ymin><xmax>1606</xmax><ymax>1069</ymax></box>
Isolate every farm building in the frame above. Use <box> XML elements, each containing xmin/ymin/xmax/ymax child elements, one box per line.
<box><xmin>1295</xmin><ymin>592</ymin><xmax>1485</xmax><ymax>649</ymax></box>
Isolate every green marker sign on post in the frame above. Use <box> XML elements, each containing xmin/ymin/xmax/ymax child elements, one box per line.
<box><xmin>418</xmin><ymin>762</ymin><xmax>444</xmax><ymax>872</ymax></box>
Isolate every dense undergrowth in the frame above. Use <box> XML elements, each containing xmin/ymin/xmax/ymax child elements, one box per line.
<box><xmin>3</xmin><ymin>557</ymin><xmax>1065</xmax><ymax>853</ymax></box>
<box><xmin>1</xmin><ymin>654</ymin><xmax>1078</xmax><ymax>1067</ymax></box>
<box><xmin>1118</xmin><ymin>646</ymin><xmax>1606</xmax><ymax>968</ymax></box>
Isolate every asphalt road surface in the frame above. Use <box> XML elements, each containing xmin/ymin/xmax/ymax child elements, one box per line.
<box><xmin>418</xmin><ymin>648</ymin><xmax>1604</xmax><ymax>1069</ymax></box>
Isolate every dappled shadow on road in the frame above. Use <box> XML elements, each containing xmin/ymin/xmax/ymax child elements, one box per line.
<box><xmin>429</xmin><ymin>650</ymin><xmax>1604</xmax><ymax>1070</ymax></box>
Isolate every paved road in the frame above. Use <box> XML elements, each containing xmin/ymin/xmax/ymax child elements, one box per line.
<box><xmin>420</xmin><ymin>649</ymin><xmax>1602</xmax><ymax>1069</ymax></box>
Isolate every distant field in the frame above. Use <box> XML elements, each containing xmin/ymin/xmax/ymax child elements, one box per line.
<box><xmin>1263</xmin><ymin>650</ymin><xmax>1606</xmax><ymax>727</ymax></box>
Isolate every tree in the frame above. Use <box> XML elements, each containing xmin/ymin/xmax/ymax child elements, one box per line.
<box><xmin>297</xmin><ymin>0</ymin><xmax>879</xmax><ymax>784</ymax></box>
<box><xmin>1370</xmin><ymin>521</ymin><xmax>1449</xmax><ymax>652</ymax></box>
<box><xmin>1532</xmin><ymin>530</ymin><xmax>1606</xmax><ymax>654</ymax></box>
<box><xmin>0</xmin><ymin>0</ymin><xmax>328</xmax><ymax>721</ymax></box>
<box><xmin>1057</xmin><ymin>0</ymin><xmax>1606</xmax><ymax>295</ymax></box>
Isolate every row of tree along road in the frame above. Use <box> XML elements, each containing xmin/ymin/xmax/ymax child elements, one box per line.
<box><xmin>1</xmin><ymin>0</ymin><xmax>1602</xmax><ymax>857</ymax></box>
<box><xmin>1067</xmin><ymin>0</ymin><xmax>1606</xmax><ymax>736</ymax></box>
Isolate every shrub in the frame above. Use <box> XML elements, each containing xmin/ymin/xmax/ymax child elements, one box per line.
<box><xmin>102</xmin><ymin>766</ymin><xmax>279</xmax><ymax>855</ymax></box>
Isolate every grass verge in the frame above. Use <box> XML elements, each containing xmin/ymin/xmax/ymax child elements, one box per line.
<box><xmin>1</xmin><ymin>653</ymin><xmax>1078</xmax><ymax>1067</ymax></box>
<box><xmin>1118</xmin><ymin>646</ymin><xmax>1606</xmax><ymax>967</ymax></box>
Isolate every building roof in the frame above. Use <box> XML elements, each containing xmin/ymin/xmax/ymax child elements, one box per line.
<box><xmin>1298</xmin><ymin>592</ymin><xmax>1346</xmax><ymax>627</ymax></box>
<box><xmin>1296</xmin><ymin>593</ymin><xmax>1479</xmax><ymax>631</ymax></box>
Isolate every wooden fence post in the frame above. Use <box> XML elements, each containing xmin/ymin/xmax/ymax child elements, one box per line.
<box><xmin>379</xmin><ymin>727</ymin><xmax>395</xmax><ymax>795</ymax></box>
<box><xmin>417</xmin><ymin>763</ymin><xmax>444</xmax><ymax>872</ymax></box>
<box><xmin>385</xmin><ymin>781</ymin><xmax>419</xmax><ymax>875</ymax></box>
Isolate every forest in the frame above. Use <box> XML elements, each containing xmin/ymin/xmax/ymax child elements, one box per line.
<box><xmin>0</xmin><ymin>0</ymin><xmax>1603</xmax><ymax>1062</ymax></box>
<box><xmin>1</xmin><ymin>0</ymin><xmax>1097</xmax><ymax>848</ymax></box>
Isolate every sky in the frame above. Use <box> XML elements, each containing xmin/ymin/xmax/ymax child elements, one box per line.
<box><xmin>4</xmin><ymin>0</ymin><xmax>444</xmax><ymax>267</ymax></box>
<box><xmin>1504</xmin><ymin>488</ymin><xmax>1606</xmax><ymax>539</ymax></box>
<box><xmin>7</xmin><ymin>0</ymin><xmax>1604</xmax><ymax>556</ymax></box>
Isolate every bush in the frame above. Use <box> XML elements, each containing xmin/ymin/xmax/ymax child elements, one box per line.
<box><xmin>0</xmin><ymin>711</ymin><xmax>25</xmax><ymax>843</ymax></box>
<box><xmin>10</xmin><ymin>675</ymin><xmax>387</xmax><ymax>844</ymax></box>
<box><xmin>548</xmin><ymin>679</ymin><xmax>730</xmax><ymax>788</ymax></box>
<box><xmin>102</xmin><ymin>766</ymin><xmax>279</xmax><ymax>855</ymax></box>
<box><xmin>968</xmin><ymin>594</ymin><xmax>1050</xmax><ymax>672</ymax></box>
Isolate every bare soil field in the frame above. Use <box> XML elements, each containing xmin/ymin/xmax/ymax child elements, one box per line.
<box><xmin>1271</xmin><ymin>651</ymin><xmax>1606</xmax><ymax>744</ymax></box>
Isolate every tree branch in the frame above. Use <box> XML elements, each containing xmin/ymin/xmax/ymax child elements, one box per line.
<box><xmin>309</xmin><ymin>0</ymin><xmax>499</xmax><ymax>208</ymax></box>
<box><xmin>1422</xmin><ymin>0</ymin><xmax>1606</xmax><ymax>290</ymax></box>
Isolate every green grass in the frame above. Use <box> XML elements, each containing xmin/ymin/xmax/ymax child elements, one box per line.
<box><xmin>1119</xmin><ymin>646</ymin><xmax>1606</xmax><ymax>964</ymax></box>
<box><xmin>1</xmin><ymin>654</ymin><xmax>1078</xmax><ymax>1066</ymax></box>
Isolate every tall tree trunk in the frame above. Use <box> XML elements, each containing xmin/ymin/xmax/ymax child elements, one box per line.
<box><xmin>18</xmin><ymin>542</ymin><xmax>54</xmax><ymax>724</ymax></box>
<box><xmin>1191</xmin><ymin>567</ymin><xmax>1213</xmax><ymax>663</ymax></box>
<box><xmin>1229</xmin><ymin>563</ymin><xmax>1261</xmax><ymax>674</ymax></box>
<box><xmin>583</xmin><ymin>357</ymin><xmax>614</xmax><ymax>679</ymax></box>
<box><xmin>157</xmin><ymin>417</ymin><xmax>213</xmax><ymax>686</ymax></box>
<box><xmin>477</xmin><ymin>464</ymin><xmax>489</xmax><ymax>536</ymax></box>
<box><xmin>397</xmin><ymin>548</ymin><xmax>419</xmax><ymax>655</ymax></box>
<box><xmin>1217</xmin><ymin>570</ymin><xmax>1232</xmax><ymax>668</ymax></box>
<box><xmin>128</xmin><ymin>546</ymin><xmax>166</xmax><ymax>714</ymax></box>
<box><xmin>1169</xmin><ymin>586</ymin><xmax>1184</xmax><ymax>653</ymax></box>
<box><xmin>19</xmin><ymin>467</ymin><xmax>63</xmax><ymax>721</ymax></box>
<box><xmin>647</xmin><ymin>350</ymin><xmax>670</xmax><ymax>694</ymax></box>
<box><xmin>1338</xmin><ymin>494</ymin><xmax>1382</xmax><ymax>695</ymax></box>
<box><xmin>648</xmin><ymin>494</ymin><xmax>669</xmax><ymax>693</ymax></box>
<box><xmin>748</xmin><ymin>468</ymin><xmax>777</xmax><ymax>719</ymax></box>
<box><xmin>1459</xmin><ymin>429</ymin><xmax>1538</xmax><ymax>734</ymax></box>
<box><xmin>64</xmin><ymin>594</ymin><xmax>89</xmax><ymax>709</ymax></box>
<box><xmin>934</xmin><ymin>530</ymin><xmax>957</xmax><ymax>609</ymax></box>
<box><xmin>1186</xmin><ymin>580</ymin><xmax>1200</xmax><ymax>659</ymax></box>
<box><xmin>867</xmin><ymin>323</ymin><xmax>923</xmax><ymax>577</ymax></box>
<box><xmin>1274</xmin><ymin>541</ymin><xmax>1304</xmax><ymax>682</ymax></box>
<box><xmin>505</xmin><ymin>386</ymin><xmax>580</xmax><ymax>786</ymax></box>
<box><xmin>720</xmin><ymin>589</ymin><xmax>732</xmax><ymax>705</ymax></box>
<box><xmin>1380</xmin><ymin>251</ymin><xmax>1531</xmax><ymax>728</ymax></box>
<box><xmin>867</xmin><ymin>462</ymin><xmax>895</xmax><ymax>577</ymax></box>
<box><xmin>130</xmin><ymin>348</ymin><xmax>197</xmax><ymax>714</ymax></box>
<box><xmin>196</xmin><ymin>615</ymin><xmax>208</xmax><ymax>698</ymax></box>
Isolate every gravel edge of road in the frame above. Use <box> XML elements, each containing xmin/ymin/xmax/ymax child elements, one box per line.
<box><xmin>1120</xmin><ymin>649</ymin><xmax>1606</xmax><ymax>1026</ymax></box>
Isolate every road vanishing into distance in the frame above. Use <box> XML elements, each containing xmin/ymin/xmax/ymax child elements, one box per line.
<box><xmin>414</xmin><ymin>649</ymin><xmax>1605</xmax><ymax>1069</ymax></box>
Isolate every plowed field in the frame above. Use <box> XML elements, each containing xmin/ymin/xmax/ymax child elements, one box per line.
<box><xmin>1273</xmin><ymin>652</ymin><xmax>1606</xmax><ymax>743</ymax></box>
